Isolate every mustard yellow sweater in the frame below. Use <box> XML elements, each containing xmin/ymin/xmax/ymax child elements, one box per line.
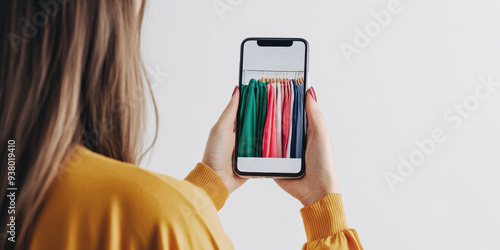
<box><xmin>30</xmin><ymin>145</ymin><xmax>363</xmax><ymax>249</ymax></box>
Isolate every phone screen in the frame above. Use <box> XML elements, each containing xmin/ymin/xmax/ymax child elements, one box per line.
<box><xmin>235</xmin><ymin>38</ymin><xmax>308</xmax><ymax>177</ymax></box>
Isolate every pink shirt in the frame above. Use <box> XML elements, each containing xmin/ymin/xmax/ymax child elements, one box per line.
<box><xmin>281</xmin><ymin>80</ymin><xmax>291</xmax><ymax>157</ymax></box>
<box><xmin>262</xmin><ymin>82</ymin><xmax>278</xmax><ymax>157</ymax></box>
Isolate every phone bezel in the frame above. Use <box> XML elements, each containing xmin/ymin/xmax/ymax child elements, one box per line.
<box><xmin>234</xmin><ymin>37</ymin><xmax>308</xmax><ymax>178</ymax></box>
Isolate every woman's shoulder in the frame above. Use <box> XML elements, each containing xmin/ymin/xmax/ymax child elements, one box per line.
<box><xmin>30</xmin><ymin>145</ymin><xmax>223</xmax><ymax>249</ymax></box>
<box><xmin>55</xmin><ymin>145</ymin><xmax>189</xmax><ymax>201</ymax></box>
<box><xmin>46</xmin><ymin>145</ymin><xmax>212</xmax><ymax>216</ymax></box>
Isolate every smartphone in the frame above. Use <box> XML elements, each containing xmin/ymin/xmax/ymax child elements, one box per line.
<box><xmin>234</xmin><ymin>37</ymin><xmax>308</xmax><ymax>178</ymax></box>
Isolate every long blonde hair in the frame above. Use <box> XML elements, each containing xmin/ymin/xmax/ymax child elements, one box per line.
<box><xmin>0</xmin><ymin>0</ymin><xmax>157</xmax><ymax>249</ymax></box>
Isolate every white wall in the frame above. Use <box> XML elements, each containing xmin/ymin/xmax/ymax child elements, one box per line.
<box><xmin>140</xmin><ymin>0</ymin><xmax>500</xmax><ymax>249</ymax></box>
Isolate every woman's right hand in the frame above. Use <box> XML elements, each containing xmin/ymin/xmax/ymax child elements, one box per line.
<box><xmin>275</xmin><ymin>87</ymin><xmax>340</xmax><ymax>206</ymax></box>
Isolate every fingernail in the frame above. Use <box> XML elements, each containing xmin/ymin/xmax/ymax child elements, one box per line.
<box><xmin>232</xmin><ymin>86</ymin><xmax>238</xmax><ymax>97</ymax></box>
<box><xmin>310</xmin><ymin>87</ymin><xmax>317</xmax><ymax>102</ymax></box>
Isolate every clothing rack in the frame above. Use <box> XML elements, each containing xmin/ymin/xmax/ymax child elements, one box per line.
<box><xmin>243</xmin><ymin>70</ymin><xmax>304</xmax><ymax>84</ymax></box>
<box><xmin>238</xmin><ymin>71</ymin><xmax>306</xmax><ymax>158</ymax></box>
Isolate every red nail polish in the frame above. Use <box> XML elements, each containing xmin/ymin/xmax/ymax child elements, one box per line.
<box><xmin>232</xmin><ymin>86</ymin><xmax>238</xmax><ymax>96</ymax></box>
<box><xmin>310</xmin><ymin>87</ymin><xmax>317</xmax><ymax>102</ymax></box>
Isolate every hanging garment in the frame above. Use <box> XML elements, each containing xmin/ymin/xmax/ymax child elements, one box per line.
<box><xmin>262</xmin><ymin>82</ymin><xmax>277</xmax><ymax>157</ymax></box>
<box><xmin>238</xmin><ymin>84</ymin><xmax>248</xmax><ymax>137</ymax></box>
<box><xmin>275</xmin><ymin>81</ymin><xmax>282</xmax><ymax>158</ymax></box>
<box><xmin>254</xmin><ymin>80</ymin><xmax>260</xmax><ymax>157</ymax></box>
<box><xmin>286</xmin><ymin>80</ymin><xmax>294</xmax><ymax>158</ymax></box>
<box><xmin>280</xmin><ymin>81</ymin><xmax>286</xmax><ymax>157</ymax></box>
<box><xmin>295</xmin><ymin>83</ymin><xmax>305</xmax><ymax>158</ymax></box>
<box><xmin>290</xmin><ymin>80</ymin><xmax>298</xmax><ymax>158</ymax></box>
<box><xmin>281</xmin><ymin>80</ymin><xmax>291</xmax><ymax>158</ymax></box>
<box><xmin>255</xmin><ymin>80</ymin><xmax>267</xmax><ymax>157</ymax></box>
<box><xmin>270</xmin><ymin>82</ymin><xmax>278</xmax><ymax>157</ymax></box>
<box><xmin>238</xmin><ymin>79</ymin><xmax>258</xmax><ymax>157</ymax></box>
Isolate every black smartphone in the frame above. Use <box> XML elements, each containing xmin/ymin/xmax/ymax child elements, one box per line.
<box><xmin>234</xmin><ymin>37</ymin><xmax>308</xmax><ymax>178</ymax></box>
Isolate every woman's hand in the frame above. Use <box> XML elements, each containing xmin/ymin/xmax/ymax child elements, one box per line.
<box><xmin>202</xmin><ymin>86</ymin><xmax>247</xmax><ymax>194</ymax></box>
<box><xmin>275</xmin><ymin>87</ymin><xmax>340</xmax><ymax>206</ymax></box>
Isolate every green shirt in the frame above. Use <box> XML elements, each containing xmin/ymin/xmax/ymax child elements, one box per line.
<box><xmin>256</xmin><ymin>80</ymin><xmax>268</xmax><ymax>157</ymax></box>
<box><xmin>238</xmin><ymin>79</ymin><xmax>258</xmax><ymax>157</ymax></box>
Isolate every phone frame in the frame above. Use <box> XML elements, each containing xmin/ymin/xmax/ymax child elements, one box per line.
<box><xmin>234</xmin><ymin>37</ymin><xmax>309</xmax><ymax>178</ymax></box>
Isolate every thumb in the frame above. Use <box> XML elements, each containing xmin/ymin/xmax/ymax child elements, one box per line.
<box><xmin>305</xmin><ymin>87</ymin><xmax>327</xmax><ymax>134</ymax></box>
<box><xmin>217</xmin><ymin>86</ymin><xmax>240</xmax><ymax>128</ymax></box>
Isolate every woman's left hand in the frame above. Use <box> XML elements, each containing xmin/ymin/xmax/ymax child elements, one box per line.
<box><xmin>202</xmin><ymin>86</ymin><xmax>247</xmax><ymax>194</ymax></box>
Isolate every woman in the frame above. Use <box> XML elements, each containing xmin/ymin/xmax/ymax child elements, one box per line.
<box><xmin>0</xmin><ymin>0</ymin><xmax>363</xmax><ymax>249</ymax></box>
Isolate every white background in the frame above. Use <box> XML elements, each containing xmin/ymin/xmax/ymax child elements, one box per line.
<box><xmin>140</xmin><ymin>0</ymin><xmax>500</xmax><ymax>249</ymax></box>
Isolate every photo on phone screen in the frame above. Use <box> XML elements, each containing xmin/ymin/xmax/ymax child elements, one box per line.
<box><xmin>235</xmin><ymin>38</ymin><xmax>308</xmax><ymax>177</ymax></box>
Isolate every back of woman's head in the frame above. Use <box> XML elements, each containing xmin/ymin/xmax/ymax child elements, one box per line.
<box><xmin>0</xmin><ymin>0</ymin><xmax>156</xmax><ymax>248</ymax></box>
